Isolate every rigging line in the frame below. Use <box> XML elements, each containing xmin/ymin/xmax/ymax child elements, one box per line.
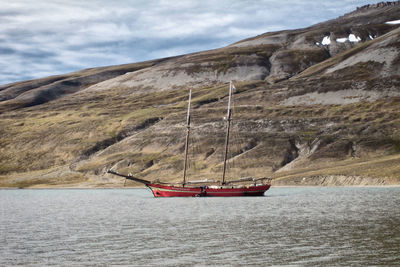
<box><xmin>222</xmin><ymin>81</ymin><xmax>233</xmax><ymax>184</ymax></box>
<box><xmin>228</xmin><ymin>83</ymin><xmax>240</xmax><ymax>178</ymax></box>
<box><xmin>227</xmin><ymin>85</ymin><xmax>233</xmax><ymax>176</ymax></box>
<box><xmin>182</xmin><ymin>88</ymin><xmax>192</xmax><ymax>185</ymax></box>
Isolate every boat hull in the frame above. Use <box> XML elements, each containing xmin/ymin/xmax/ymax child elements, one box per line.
<box><xmin>147</xmin><ymin>183</ymin><xmax>271</xmax><ymax>197</ymax></box>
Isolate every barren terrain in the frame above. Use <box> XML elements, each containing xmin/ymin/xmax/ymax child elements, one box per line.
<box><xmin>1</xmin><ymin>2</ymin><xmax>399</xmax><ymax>187</ymax></box>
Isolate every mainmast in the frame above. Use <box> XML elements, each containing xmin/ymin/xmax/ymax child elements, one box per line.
<box><xmin>222</xmin><ymin>81</ymin><xmax>233</xmax><ymax>185</ymax></box>
<box><xmin>182</xmin><ymin>89</ymin><xmax>192</xmax><ymax>186</ymax></box>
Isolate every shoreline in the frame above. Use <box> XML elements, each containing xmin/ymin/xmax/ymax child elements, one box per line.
<box><xmin>1</xmin><ymin>184</ymin><xmax>399</xmax><ymax>189</ymax></box>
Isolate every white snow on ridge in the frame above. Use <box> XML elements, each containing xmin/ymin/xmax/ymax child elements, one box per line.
<box><xmin>385</xmin><ymin>19</ymin><xmax>400</xmax><ymax>24</ymax></box>
<box><xmin>336</xmin><ymin>37</ymin><xmax>347</xmax><ymax>43</ymax></box>
<box><xmin>321</xmin><ymin>33</ymin><xmax>362</xmax><ymax>46</ymax></box>
<box><xmin>348</xmin><ymin>34</ymin><xmax>361</xmax><ymax>42</ymax></box>
<box><xmin>321</xmin><ymin>36</ymin><xmax>331</xmax><ymax>45</ymax></box>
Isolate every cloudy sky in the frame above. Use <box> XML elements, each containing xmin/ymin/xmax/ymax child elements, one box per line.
<box><xmin>0</xmin><ymin>0</ymin><xmax>375</xmax><ymax>85</ymax></box>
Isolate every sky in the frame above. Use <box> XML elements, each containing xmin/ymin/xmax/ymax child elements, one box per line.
<box><xmin>0</xmin><ymin>0</ymin><xmax>377</xmax><ymax>85</ymax></box>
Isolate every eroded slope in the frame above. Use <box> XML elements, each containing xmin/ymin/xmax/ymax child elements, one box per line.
<box><xmin>0</xmin><ymin>2</ymin><xmax>399</xmax><ymax>187</ymax></box>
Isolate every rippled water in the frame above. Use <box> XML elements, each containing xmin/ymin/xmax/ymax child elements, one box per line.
<box><xmin>1</xmin><ymin>187</ymin><xmax>399</xmax><ymax>266</ymax></box>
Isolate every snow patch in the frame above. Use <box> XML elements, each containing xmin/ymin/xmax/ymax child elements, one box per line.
<box><xmin>336</xmin><ymin>37</ymin><xmax>348</xmax><ymax>43</ymax></box>
<box><xmin>321</xmin><ymin>36</ymin><xmax>331</xmax><ymax>45</ymax></box>
<box><xmin>330</xmin><ymin>33</ymin><xmax>362</xmax><ymax>44</ymax></box>
<box><xmin>385</xmin><ymin>19</ymin><xmax>400</xmax><ymax>25</ymax></box>
<box><xmin>369</xmin><ymin>34</ymin><xmax>374</xmax><ymax>40</ymax></box>
<box><xmin>348</xmin><ymin>34</ymin><xmax>361</xmax><ymax>42</ymax></box>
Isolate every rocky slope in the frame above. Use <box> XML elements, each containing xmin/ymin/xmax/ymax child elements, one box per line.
<box><xmin>0</xmin><ymin>2</ymin><xmax>399</xmax><ymax>187</ymax></box>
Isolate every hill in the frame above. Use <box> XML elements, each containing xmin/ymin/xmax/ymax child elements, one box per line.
<box><xmin>0</xmin><ymin>2</ymin><xmax>399</xmax><ymax>187</ymax></box>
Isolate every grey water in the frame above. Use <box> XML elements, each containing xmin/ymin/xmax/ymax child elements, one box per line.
<box><xmin>0</xmin><ymin>187</ymin><xmax>399</xmax><ymax>266</ymax></box>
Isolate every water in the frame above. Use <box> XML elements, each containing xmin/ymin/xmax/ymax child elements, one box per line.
<box><xmin>0</xmin><ymin>187</ymin><xmax>399</xmax><ymax>266</ymax></box>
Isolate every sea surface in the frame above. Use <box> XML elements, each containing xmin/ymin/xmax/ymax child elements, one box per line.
<box><xmin>0</xmin><ymin>187</ymin><xmax>399</xmax><ymax>266</ymax></box>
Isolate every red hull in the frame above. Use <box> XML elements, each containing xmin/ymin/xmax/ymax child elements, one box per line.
<box><xmin>147</xmin><ymin>183</ymin><xmax>271</xmax><ymax>197</ymax></box>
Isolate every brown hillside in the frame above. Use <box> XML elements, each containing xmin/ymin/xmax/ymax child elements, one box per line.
<box><xmin>0</xmin><ymin>2</ymin><xmax>399</xmax><ymax>187</ymax></box>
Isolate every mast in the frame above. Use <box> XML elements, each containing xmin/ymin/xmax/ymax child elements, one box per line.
<box><xmin>182</xmin><ymin>89</ymin><xmax>192</xmax><ymax>186</ymax></box>
<box><xmin>222</xmin><ymin>81</ymin><xmax>233</xmax><ymax>185</ymax></box>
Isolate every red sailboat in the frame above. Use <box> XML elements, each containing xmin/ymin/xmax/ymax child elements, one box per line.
<box><xmin>108</xmin><ymin>81</ymin><xmax>271</xmax><ymax>197</ymax></box>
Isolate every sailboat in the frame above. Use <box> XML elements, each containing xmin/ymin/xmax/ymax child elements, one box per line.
<box><xmin>108</xmin><ymin>81</ymin><xmax>271</xmax><ymax>197</ymax></box>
